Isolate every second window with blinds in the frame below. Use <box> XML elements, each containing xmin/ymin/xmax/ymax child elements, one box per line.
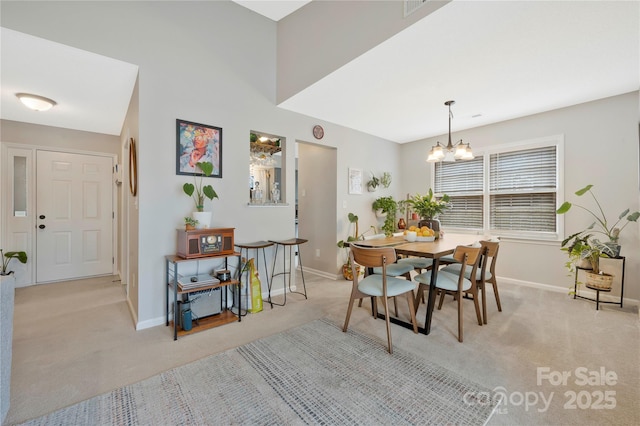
<box><xmin>434</xmin><ymin>135</ymin><xmax>562</xmax><ymax>240</ymax></box>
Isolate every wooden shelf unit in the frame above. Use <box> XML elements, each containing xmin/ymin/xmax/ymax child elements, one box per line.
<box><xmin>165</xmin><ymin>252</ymin><xmax>242</xmax><ymax>340</ymax></box>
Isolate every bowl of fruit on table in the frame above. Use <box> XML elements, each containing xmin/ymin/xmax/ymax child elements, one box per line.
<box><xmin>404</xmin><ymin>225</ymin><xmax>435</xmax><ymax>242</ymax></box>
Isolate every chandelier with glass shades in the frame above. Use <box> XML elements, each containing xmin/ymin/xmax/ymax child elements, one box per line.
<box><xmin>426</xmin><ymin>100</ymin><xmax>474</xmax><ymax>162</ymax></box>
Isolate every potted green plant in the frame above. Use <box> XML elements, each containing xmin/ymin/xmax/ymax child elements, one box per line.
<box><xmin>380</xmin><ymin>172</ymin><xmax>392</xmax><ymax>188</ymax></box>
<box><xmin>1</xmin><ymin>249</ymin><xmax>27</xmax><ymax>276</ymax></box>
<box><xmin>399</xmin><ymin>189</ymin><xmax>450</xmax><ymax>238</ymax></box>
<box><xmin>183</xmin><ymin>161</ymin><xmax>218</xmax><ymax>228</ymax></box>
<box><xmin>366</xmin><ymin>173</ymin><xmax>381</xmax><ymax>192</ymax></box>
<box><xmin>372</xmin><ymin>196</ymin><xmax>398</xmax><ymax>237</ymax></box>
<box><xmin>184</xmin><ymin>217</ymin><xmax>199</xmax><ymax>230</ymax></box>
<box><xmin>557</xmin><ymin>184</ymin><xmax>639</xmax><ymax>257</ymax></box>
<box><xmin>337</xmin><ymin>213</ymin><xmax>375</xmax><ymax>280</ymax></box>
<box><xmin>561</xmin><ymin>234</ymin><xmax>616</xmax><ymax>292</ymax></box>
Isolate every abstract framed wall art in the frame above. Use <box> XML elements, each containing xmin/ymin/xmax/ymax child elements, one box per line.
<box><xmin>176</xmin><ymin>119</ymin><xmax>222</xmax><ymax>177</ymax></box>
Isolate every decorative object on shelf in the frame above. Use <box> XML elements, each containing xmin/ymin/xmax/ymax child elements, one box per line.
<box><xmin>271</xmin><ymin>182</ymin><xmax>280</xmax><ymax>203</ymax></box>
<box><xmin>313</xmin><ymin>125</ymin><xmax>324</xmax><ymax>140</ymax></box>
<box><xmin>128</xmin><ymin>137</ymin><xmax>137</xmax><ymax>196</ymax></box>
<box><xmin>337</xmin><ymin>213</ymin><xmax>376</xmax><ymax>280</ymax></box>
<box><xmin>184</xmin><ymin>217</ymin><xmax>198</xmax><ymax>231</ymax></box>
<box><xmin>0</xmin><ymin>249</ymin><xmax>27</xmax><ymax>276</ymax></box>
<box><xmin>251</xmin><ymin>181</ymin><xmax>263</xmax><ymax>204</ymax></box>
<box><xmin>183</xmin><ymin>161</ymin><xmax>219</xmax><ymax>228</ymax></box>
<box><xmin>426</xmin><ymin>100</ymin><xmax>474</xmax><ymax>162</ymax></box>
<box><xmin>372</xmin><ymin>196</ymin><xmax>398</xmax><ymax>237</ymax></box>
<box><xmin>397</xmin><ymin>217</ymin><xmax>406</xmax><ymax>230</ymax></box>
<box><xmin>400</xmin><ymin>189</ymin><xmax>450</xmax><ymax>239</ymax></box>
<box><xmin>176</xmin><ymin>119</ymin><xmax>222</xmax><ymax>178</ymax></box>
<box><xmin>557</xmin><ymin>184</ymin><xmax>639</xmax><ymax>258</ymax></box>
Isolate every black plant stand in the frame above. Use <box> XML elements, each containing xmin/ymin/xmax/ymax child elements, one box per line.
<box><xmin>573</xmin><ymin>256</ymin><xmax>625</xmax><ymax>310</ymax></box>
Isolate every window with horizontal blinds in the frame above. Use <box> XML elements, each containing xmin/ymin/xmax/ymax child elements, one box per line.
<box><xmin>490</xmin><ymin>146</ymin><xmax>557</xmax><ymax>191</ymax></box>
<box><xmin>439</xmin><ymin>195</ymin><xmax>483</xmax><ymax>229</ymax></box>
<box><xmin>489</xmin><ymin>146</ymin><xmax>557</xmax><ymax>233</ymax></box>
<box><xmin>435</xmin><ymin>157</ymin><xmax>484</xmax><ymax>229</ymax></box>
<box><xmin>434</xmin><ymin>156</ymin><xmax>483</xmax><ymax>194</ymax></box>
<box><xmin>490</xmin><ymin>193</ymin><xmax>557</xmax><ymax>231</ymax></box>
<box><xmin>432</xmin><ymin>139</ymin><xmax>560</xmax><ymax>238</ymax></box>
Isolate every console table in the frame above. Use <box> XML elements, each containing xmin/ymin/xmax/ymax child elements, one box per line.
<box><xmin>165</xmin><ymin>252</ymin><xmax>242</xmax><ymax>340</ymax></box>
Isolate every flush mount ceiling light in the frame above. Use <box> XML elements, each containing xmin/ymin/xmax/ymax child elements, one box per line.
<box><xmin>427</xmin><ymin>100</ymin><xmax>474</xmax><ymax>162</ymax></box>
<box><xmin>16</xmin><ymin>93</ymin><xmax>57</xmax><ymax>111</ymax></box>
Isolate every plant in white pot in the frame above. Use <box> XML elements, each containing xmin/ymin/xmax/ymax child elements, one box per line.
<box><xmin>372</xmin><ymin>196</ymin><xmax>398</xmax><ymax>237</ymax></box>
<box><xmin>557</xmin><ymin>184</ymin><xmax>639</xmax><ymax>257</ymax></box>
<box><xmin>183</xmin><ymin>161</ymin><xmax>218</xmax><ymax>229</ymax></box>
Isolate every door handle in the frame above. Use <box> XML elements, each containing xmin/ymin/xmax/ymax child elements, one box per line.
<box><xmin>39</xmin><ymin>224</ymin><xmax>46</xmax><ymax>229</ymax></box>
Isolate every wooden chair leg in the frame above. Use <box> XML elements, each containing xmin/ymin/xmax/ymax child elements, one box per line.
<box><xmin>481</xmin><ymin>281</ymin><xmax>488</xmax><ymax>325</ymax></box>
<box><xmin>414</xmin><ymin>285</ymin><xmax>425</xmax><ymax>314</ymax></box>
<box><xmin>457</xmin><ymin>289</ymin><xmax>463</xmax><ymax>343</ymax></box>
<box><xmin>382</xmin><ymin>294</ymin><xmax>393</xmax><ymax>354</ymax></box>
<box><xmin>406</xmin><ymin>291</ymin><xmax>418</xmax><ymax>333</ymax></box>
<box><xmin>470</xmin><ymin>287</ymin><xmax>482</xmax><ymax>326</ymax></box>
<box><xmin>393</xmin><ymin>296</ymin><xmax>398</xmax><ymax>316</ymax></box>
<box><xmin>437</xmin><ymin>289</ymin><xmax>446</xmax><ymax>309</ymax></box>
<box><xmin>492</xmin><ymin>279</ymin><xmax>502</xmax><ymax>312</ymax></box>
<box><xmin>343</xmin><ymin>298</ymin><xmax>355</xmax><ymax>332</ymax></box>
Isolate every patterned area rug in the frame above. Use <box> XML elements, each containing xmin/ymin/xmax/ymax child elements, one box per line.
<box><xmin>21</xmin><ymin>319</ymin><xmax>500</xmax><ymax>425</ymax></box>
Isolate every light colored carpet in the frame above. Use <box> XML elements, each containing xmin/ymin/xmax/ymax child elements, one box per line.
<box><xmin>17</xmin><ymin>319</ymin><xmax>500</xmax><ymax>425</ymax></box>
<box><xmin>6</xmin><ymin>273</ymin><xmax>640</xmax><ymax>425</ymax></box>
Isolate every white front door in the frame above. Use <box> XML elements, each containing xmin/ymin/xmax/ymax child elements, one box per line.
<box><xmin>36</xmin><ymin>151</ymin><xmax>113</xmax><ymax>282</ymax></box>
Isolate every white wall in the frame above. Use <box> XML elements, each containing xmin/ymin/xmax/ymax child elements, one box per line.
<box><xmin>277</xmin><ymin>0</ymin><xmax>449</xmax><ymax>103</ymax></box>
<box><xmin>400</xmin><ymin>92</ymin><xmax>640</xmax><ymax>299</ymax></box>
<box><xmin>3</xmin><ymin>2</ymin><xmax>637</xmax><ymax>330</ymax></box>
<box><xmin>1</xmin><ymin>1</ymin><xmax>401</xmax><ymax>327</ymax></box>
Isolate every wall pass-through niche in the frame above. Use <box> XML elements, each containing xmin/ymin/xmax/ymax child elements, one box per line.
<box><xmin>249</xmin><ymin>131</ymin><xmax>285</xmax><ymax>205</ymax></box>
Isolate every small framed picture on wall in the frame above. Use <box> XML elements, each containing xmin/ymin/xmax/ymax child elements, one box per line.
<box><xmin>348</xmin><ymin>168</ymin><xmax>363</xmax><ymax>195</ymax></box>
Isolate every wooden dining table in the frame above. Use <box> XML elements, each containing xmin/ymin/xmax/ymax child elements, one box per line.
<box><xmin>351</xmin><ymin>233</ymin><xmax>485</xmax><ymax>335</ymax></box>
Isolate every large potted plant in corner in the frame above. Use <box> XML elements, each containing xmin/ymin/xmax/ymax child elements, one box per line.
<box><xmin>183</xmin><ymin>161</ymin><xmax>218</xmax><ymax>229</ymax></box>
<box><xmin>337</xmin><ymin>213</ymin><xmax>375</xmax><ymax>280</ymax></box>
<box><xmin>372</xmin><ymin>196</ymin><xmax>398</xmax><ymax>237</ymax></box>
<box><xmin>557</xmin><ymin>184</ymin><xmax>639</xmax><ymax>258</ymax></box>
<box><xmin>400</xmin><ymin>189</ymin><xmax>450</xmax><ymax>239</ymax></box>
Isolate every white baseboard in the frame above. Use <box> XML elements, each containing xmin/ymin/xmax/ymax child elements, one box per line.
<box><xmin>498</xmin><ymin>276</ymin><xmax>639</xmax><ymax>306</ymax></box>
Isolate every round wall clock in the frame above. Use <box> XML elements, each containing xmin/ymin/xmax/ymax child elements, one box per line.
<box><xmin>313</xmin><ymin>125</ymin><xmax>324</xmax><ymax>140</ymax></box>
